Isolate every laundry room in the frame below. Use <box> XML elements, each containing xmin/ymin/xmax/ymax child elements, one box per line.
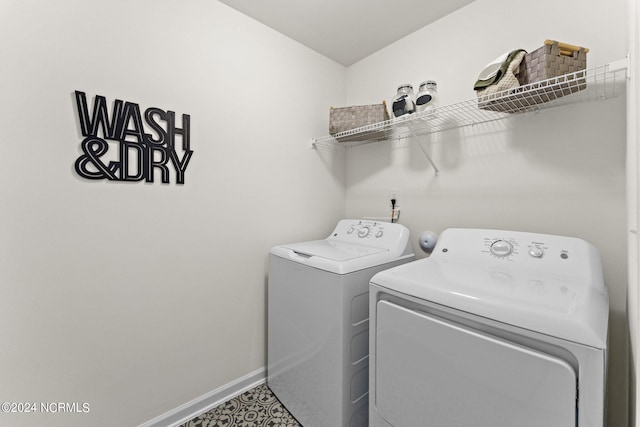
<box><xmin>0</xmin><ymin>0</ymin><xmax>637</xmax><ymax>426</ymax></box>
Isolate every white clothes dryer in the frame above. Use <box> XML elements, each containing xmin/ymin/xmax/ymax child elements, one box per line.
<box><xmin>369</xmin><ymin>228</ymin><xmax>609</xmax><ymax>427</ymax></box>
<box><xmin>268</xmin><ymin>219</ymin><xmax>414</xmax><ymax>427</ymax></box>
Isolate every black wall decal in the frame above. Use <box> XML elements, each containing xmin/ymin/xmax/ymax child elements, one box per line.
<box><xmin>73</xmin><ymin>91</ymin><xmax>193</xmax><ymax>185</ymax></box>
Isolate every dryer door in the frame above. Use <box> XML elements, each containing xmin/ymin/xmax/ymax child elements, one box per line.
<box><xmin>375</xmin><ymin>300</ymin><xmax>577</xmax><ymax>427</ymax></box>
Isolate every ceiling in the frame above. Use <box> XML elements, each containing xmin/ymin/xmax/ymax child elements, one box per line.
<box><xmin>217</xmin><ymin>0</ymin><xmax>476</xmax><ymax>66</ymax></box>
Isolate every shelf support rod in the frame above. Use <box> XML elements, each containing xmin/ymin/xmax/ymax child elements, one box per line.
<box><xmin>416</xmin><ymin>139</ymin><xmax>439</xmax><ymax>177</ymax></box>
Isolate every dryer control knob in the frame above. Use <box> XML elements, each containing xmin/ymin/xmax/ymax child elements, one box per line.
<box><xmin>490</xmin><ymin>240</ymin><xmax>513</xmax><ymax>257</ymax></box>
<box><xmin>357</xmin><ymin>226</ymin><xmax>370</xmax><ymax>238</ymax></box>
<box><xmin>529</xmin><ymin>246</ymin><xmax>544</xmax><ymax>258</ymax></box>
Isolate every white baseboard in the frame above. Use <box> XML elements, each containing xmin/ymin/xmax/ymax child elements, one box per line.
<box><xmin>138</xmin><ymin>367</ymin><xmax>266</xmax><ymax>427</ymax></box>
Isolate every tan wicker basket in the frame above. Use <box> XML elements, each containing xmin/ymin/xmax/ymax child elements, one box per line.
<box><xmin>518</xmin><ymin>40</ymin><xmax>588</xmax><ymax>85</ymax></box>
<box><xmin>329</xmin><ymin>102</ymin><xmax>390</xmax><ymax>142</ymax></box>
<box><xmin>479</xmin><ymin>40</ymin><xmax>588</xmax><ymax>113</ymax></box>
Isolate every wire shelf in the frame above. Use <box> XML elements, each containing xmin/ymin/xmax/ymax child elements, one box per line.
<box><xmin>311</xmin><ymin>59</ymin><xmax>628</xmax><ymax>149</ymax></box>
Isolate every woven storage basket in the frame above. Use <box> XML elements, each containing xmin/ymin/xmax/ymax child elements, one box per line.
<box><xmin>479</xmin><ymin>40</ymin><xmax>588</xmax><ymax>113</ymax></box>
<box><xmin>329</xmin><ymin>102</ymin><xmax>390</xmax><ymax>142</ymax></box>
<box><xmin>519</xmin><ymin>40</ymin><xmax>587</xmax><ymax>85</ymax></box>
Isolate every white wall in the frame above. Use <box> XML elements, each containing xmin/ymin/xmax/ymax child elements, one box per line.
<box><xmin>627</xmin><ymin>0</ymin><xmax>640</xmax><ymax>424</ymax></box>
<box><xmin>344</xmin><ymin>0</ymin><xmax>629</xmax><ymax>425</ymax></box>
<box><xmin>0</xmin><ymin>1</ymin><xmax>345</xmax><ymax>426</ymax></box>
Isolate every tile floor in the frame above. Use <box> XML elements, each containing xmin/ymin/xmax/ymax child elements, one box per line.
<box><xmin>180</xmin><ymin>383</ymin><xmax>301</xmax><ymax>427</ymax></box>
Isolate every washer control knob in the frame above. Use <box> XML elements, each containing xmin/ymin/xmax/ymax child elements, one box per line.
<box><xmin>357</xmin><ymin>226</ymin><xmax>370</xmax><ymax>238</ymax></box>
<box><xmin>529</xmin><ymin>246</ymin><xmax>544</xmax><ymax>258</ymax></box>
<box><xmin>375</xmin><ymin>230</ymin><xmax>384</xmax><ymax>238</ymax></box>
<box><xmin>490</xmin><ymin>240</ymin><xmax>513</xmax><ymax>257</ymax></box>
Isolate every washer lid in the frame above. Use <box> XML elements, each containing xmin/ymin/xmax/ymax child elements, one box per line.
<box><xmin>270</xmin><ymin>240</ymin><xmax>409</xmax><ymax>274</ymax></box>
<box><xmin>281</xmin><ymin>240</ymin><xmax>387</xmax><ymax>261</ymax></box>
<box><xmin>269</xmin><ymin>219</ymin><xmax>414</xmax><ymax>274</ymax></box>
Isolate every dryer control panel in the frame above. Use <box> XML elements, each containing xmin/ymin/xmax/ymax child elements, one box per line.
<box><xmin>433</xmin><ymin>228</ymin><xmax>602</xmax><ymax>280</ymax></box>
<box><xmin>485</xmin><ymin>237</ymin><xmax>554</xmax><ymax>260</ymax></box>
<box><xmin>481</xmin><ymin>233</ymin><xmax>571</xmax><ymax>263</ymax></box>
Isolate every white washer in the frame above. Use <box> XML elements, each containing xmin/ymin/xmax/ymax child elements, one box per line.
<box><xmin>268</xmin><ymin>219</ymin><xmax>414</xmax><ymax>427</ymax></box>
<box><xmin>369</xmin><ymin>228</ymin><xmax>609</xmax><ymax>427</ymax></box>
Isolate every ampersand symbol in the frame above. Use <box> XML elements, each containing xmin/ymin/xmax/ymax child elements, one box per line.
<box><xmin>74</xmin><ymin>137</ymin><xmax>119</xmax><ymax>180</ymax></box>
